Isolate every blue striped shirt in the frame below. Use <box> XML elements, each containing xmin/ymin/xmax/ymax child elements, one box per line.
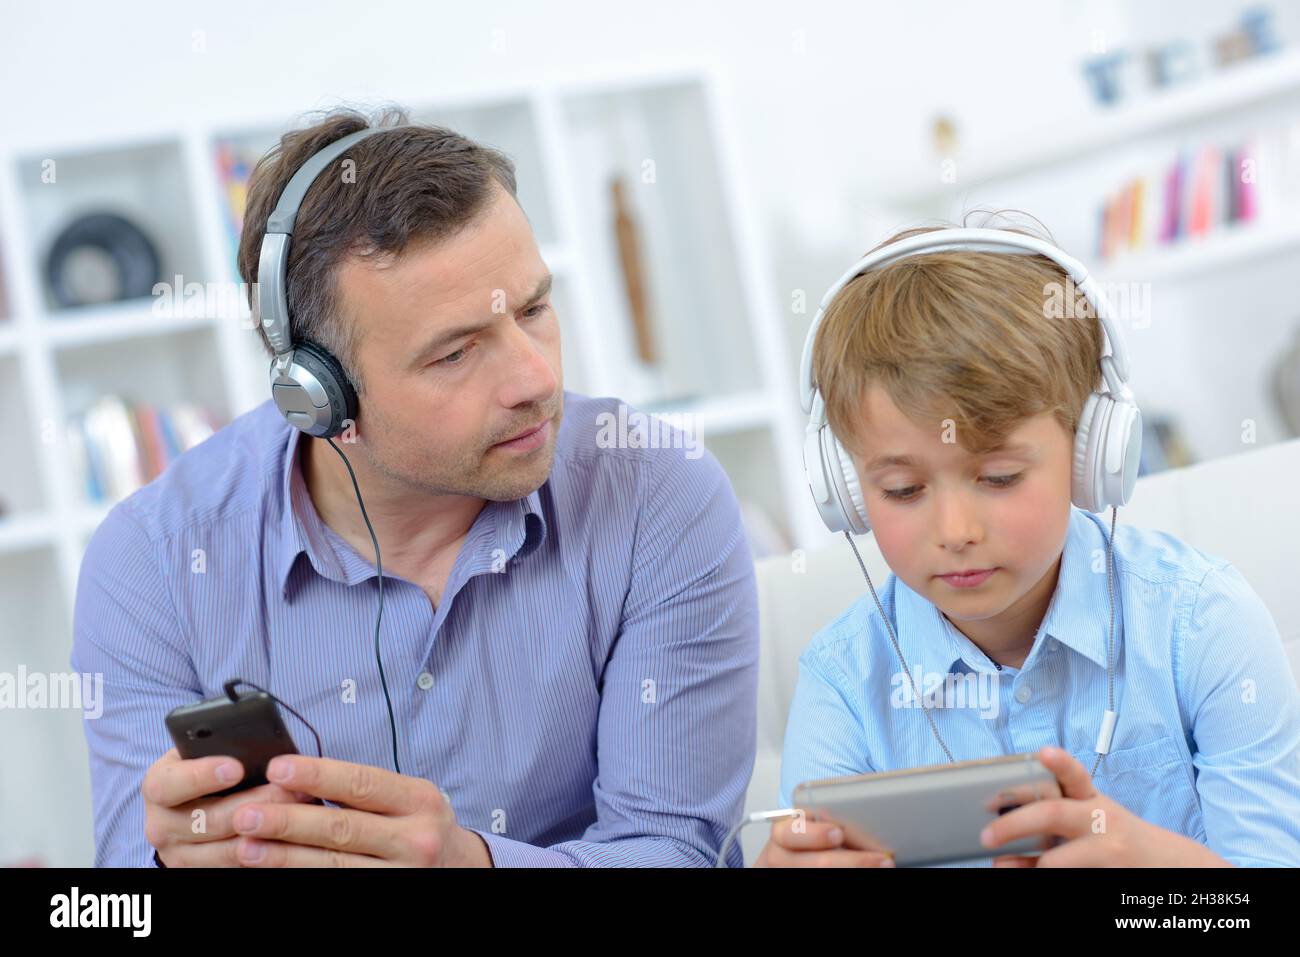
<box><xmin>71</xmin><ymin>391</ymin><xmax>758</xmax><ymax>867</ymax></box>
<box><xmin>779</xmin><ymin>505</ymin><xmax>1300</xmax><ymax>866</ymax></box>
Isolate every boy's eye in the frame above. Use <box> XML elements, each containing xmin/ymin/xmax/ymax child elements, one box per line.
<box><xmin>881</xmin><ymin>485</ymin><xmax>922</xmax><ymax>502</ymax></box>
<box><xmin>879</xmin><ymin>473</ymin><xmax>1024</xmax><ymax>502</ymax></box>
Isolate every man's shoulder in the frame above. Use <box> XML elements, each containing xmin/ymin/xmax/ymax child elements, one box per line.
<box><xmin>105</xmin><ymin>399</ymin><xmax>287</xmax><ymax>543</ymax></box>
<box><xmin>554</xmin><ymin>390</ymin><xmax>730</xmax><ymax>498</ymax></box>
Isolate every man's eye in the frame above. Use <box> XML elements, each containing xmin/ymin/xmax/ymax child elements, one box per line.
<box><xmin>438</xmin><ymin>344</ymin><xmax>471</xmax><ymax>366</ymax></box>
<box><xmin>523</xmin><ymin>302</ymin><xmax>549</xmax><ymax>319</ymax></box>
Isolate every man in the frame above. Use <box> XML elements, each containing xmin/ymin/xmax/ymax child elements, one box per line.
<box><xmin>71</xmin><ymin>107</ymin><xmax>758</xmax><ymax>867</ymax></box>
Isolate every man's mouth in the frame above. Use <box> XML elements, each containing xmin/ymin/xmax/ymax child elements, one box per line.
<box><xmin>492</xmin><ymin>417</ymin><xmax>551</xmax><ymax>451</ymax></box>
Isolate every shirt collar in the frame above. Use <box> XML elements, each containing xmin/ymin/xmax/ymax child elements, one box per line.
<box><xmin>275</xmin><ymin>427</ymin><xmax>546</xmax><ymax>601</ymax></box>
<box><xmin>893</xmin><ymin>506</ymin><xmax>1117</xmax><ymax>674</ymax></box>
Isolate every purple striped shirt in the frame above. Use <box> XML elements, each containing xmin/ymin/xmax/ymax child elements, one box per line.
<box><xmin>71</xmin><ymin>390</ymin><xmax>758</xmax><ymax>866</ymax></box>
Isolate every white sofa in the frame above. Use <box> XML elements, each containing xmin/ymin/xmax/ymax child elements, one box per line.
<box><xmin>741</xmin><ymin>437</ymin><xmax>1300</xmax><ymax>864</ymax></box>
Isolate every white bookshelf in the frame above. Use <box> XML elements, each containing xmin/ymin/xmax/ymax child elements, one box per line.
<box><xmin>879</xmin><ymin>50</ymin><xmax>1300</xmax><ymax>479</ymax></box>
<box><xmin>0</xmin><ymin>68</ymin><xmax>818</xmax><ymax>865</ymax></box>
<box><xmin>895</xmin><ymin>50</ymin><xmax>1300</xmax><ymax>207</ymax></box>
<box><xmin>1094</xmin><ymin>217</ymin><xmax>1300</xmax><ymax>283</ymax></box>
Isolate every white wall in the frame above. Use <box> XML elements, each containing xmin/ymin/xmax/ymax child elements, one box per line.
<box><xmin>7</xmin><ymin>0</ymin><xmax>1297</xmax><ymax>388</ymax></box>
<box><xmin>0</xmin><ymin>1</ymin><xmax>1281</xmax><ymax>237</ymax></box>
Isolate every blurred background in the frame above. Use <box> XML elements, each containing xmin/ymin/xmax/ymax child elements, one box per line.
<box><xmin>2</xmin><ymin>0</ymin><xmax>1299</xmax><ymax>865</ymax></box>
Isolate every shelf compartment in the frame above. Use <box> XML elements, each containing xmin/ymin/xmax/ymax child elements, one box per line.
<box><xmin>559</xmin><ymin>80</ymin><xmax>762</xmax><ymax>409</ymax></box>
<box><xmin>15</xmin><ymin>138</ymin><xmax>206</xmax><ymax>315</ymax></box>
<box><xmin>0</xmin><ymin>355</ymin><xmax>47</xmax><ymax>516</ymax></box>
<box><xmin>54</xmin><ymin>327</ymin><xmax>229</xmax><ymax>507</ymax></box>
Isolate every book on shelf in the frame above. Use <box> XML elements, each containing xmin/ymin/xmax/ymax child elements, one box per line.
<box><xmin>1096</xmin><ymin>118</ymin><xmax>1300</xmax><ymax>261</ymax></box>
<box><xmin>66</xmin><ymin>395</ymin><xmax>224</xmax><ymax>505</ymax></box>
<box><xmin>213</xmin><ymin>138</ymin><xmax>260</xmax><ymax>276</ymax></box>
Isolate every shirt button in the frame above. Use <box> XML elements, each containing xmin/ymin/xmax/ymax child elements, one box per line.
<box><xmin>416</xmin><ymin>672</ymin><xmax>434</xmax><ymax>690</ymax></box>
<box><xmin>1014</xmin><ymin>685</ymin><xmax>1032</xmax><ymax>704</ymax></box>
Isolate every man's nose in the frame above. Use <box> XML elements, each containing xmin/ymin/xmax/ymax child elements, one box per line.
<box><xmin>499</xmin><ymin>324</ymin><xmax>558</xmax><ymax>409</ymax></box>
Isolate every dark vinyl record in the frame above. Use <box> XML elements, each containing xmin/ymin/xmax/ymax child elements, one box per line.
<box><xmin>44</xmin><ymin>211</ymin><xmax>162</xmax><ymax>308</ymax></box>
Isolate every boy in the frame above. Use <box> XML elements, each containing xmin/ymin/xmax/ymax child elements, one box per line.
<box><xmin>756</xmin><ymin>224</ymin><xmax>1300</xmax><ymax>867</ymax></box>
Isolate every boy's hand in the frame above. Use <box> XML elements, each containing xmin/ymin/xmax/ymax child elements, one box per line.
<box><xmin>753</xmin><ymin>815</ymin><xmax>896</xmax><ymax>868</ymax></box>
<box><xmin>983</xmin><ymin>746</ymin><xmax>1231</xmax><ymax>867</ymax></box>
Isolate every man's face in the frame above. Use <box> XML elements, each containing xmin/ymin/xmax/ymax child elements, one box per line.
<box><xmin>338</xmin><ymin>183</ymin><xmax>563</xmax><ymax>501</ymax></box>
<box><xmin>849</xmin><ymin>384</ymin><xmax>1074</xmax><ymax>629</ymax></box>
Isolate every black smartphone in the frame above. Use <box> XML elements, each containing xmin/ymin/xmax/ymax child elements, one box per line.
<box><xmin>165</xmin><ymin>691</ymin><xmax>300</xmax><ymax>798</ymax></box>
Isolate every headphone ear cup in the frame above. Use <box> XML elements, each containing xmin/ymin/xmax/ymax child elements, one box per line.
<box><xmin>1072</xmin><ymin>391</ymin><xmax>1104</xmax><ymax>512</ymax></box>
<box><xmin>1107</xmin><ymin>402</ymin><xmax>1142</xmax><ymax>508</ymax></box>
<box><xmin>289</xmin><ymin>341</ymin><xmax>359</xmax><ymax>439</ymax></box>
<box><xmin>823</xmin><ymin>429</ymin><xmax>870</xmax><ymax>535</ymax></box>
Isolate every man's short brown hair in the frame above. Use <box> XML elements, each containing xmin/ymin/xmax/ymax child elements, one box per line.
<box><xmin>812</xmin><ymin>219</ymin><xmax>1105</xmax><ymax>458</ymax></box>
<box><xmin>237</xmin><ymin>105</ymin><xmax>519</xmax><ymax>395</ymax></box>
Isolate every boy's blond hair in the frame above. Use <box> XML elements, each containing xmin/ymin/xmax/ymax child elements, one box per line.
<box><xmin>812</xmin><ymin>222</ymin><xmax>1105</xmax><ymax>459</ymax></box>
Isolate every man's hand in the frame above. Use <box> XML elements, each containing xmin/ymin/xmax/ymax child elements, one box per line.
<box><xmin>142</xmin><ymin>748</ymin><xmax>311</xmax><ymax>867</ymax></box>
<box><xmin>982</xmin><ymin>746</ymin><xmax>1231</xmax><ymax>867</ymax></box>
<box><xmin>753</xmin><ymin>814</ymin><xmax>895</xmax><ymax>868</ymax></box>
<box><xmin>226</xmin><ymin>755</ymin><xmax>493</xmax><ymax>867</ymax></box>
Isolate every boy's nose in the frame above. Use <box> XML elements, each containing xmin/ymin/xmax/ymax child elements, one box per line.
<box><xmin>935</xmin><ymin>495</ymin><xmax>984</xmax><ymax>550</ymax></box>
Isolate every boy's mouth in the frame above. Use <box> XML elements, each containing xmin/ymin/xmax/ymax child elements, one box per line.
<box><xmin>935</xmin><ymin>567</ymin><xmax>998</xmax><ymax>588</ymax></box>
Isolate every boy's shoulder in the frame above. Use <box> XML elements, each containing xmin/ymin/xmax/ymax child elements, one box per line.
<box><xmin>1088</xmin><ymin>508</ymin><xmax>1231</xmax><ymax>591</ymax></box>
<box><xmin>799</xmin><ymin>576</ymin><xmax>902</xmax><ymax>684</ymax></box>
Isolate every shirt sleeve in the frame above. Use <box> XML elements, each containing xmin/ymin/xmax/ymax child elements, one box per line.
<box><xmin>69</xmin><ymin>503</ymin><xmax>202</xmax><ymax>867</ymax></box>
<box><xmin>470</xmin><ymin>445</ymin><xmax>759</xmax><ymax>867</ymax></box>
<box><xmin>1177</xmin><ymin>562</ymin><xmax>1300</xmax><ymax>867</ymax></box>
<box><xmin>778</xmin><ymin>640</ymin><xmax>873</xmax><ymax>810</ymax></box>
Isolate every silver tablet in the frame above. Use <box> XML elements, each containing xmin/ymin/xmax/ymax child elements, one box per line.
<box><xmin>792</xmin><ymin>753</ymin><xmax>1063</xmax><ymax>866</ymax></box>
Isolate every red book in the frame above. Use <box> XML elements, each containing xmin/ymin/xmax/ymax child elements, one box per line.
<box><xmin>1188</xmin><ymin>147</ymin><xmax>1216</xmax><ymax>236</ymax></box>
<box><xmin>136</xmin><ymin>404</ymin><xmax>167</xmax><ymax>481</ymax></box>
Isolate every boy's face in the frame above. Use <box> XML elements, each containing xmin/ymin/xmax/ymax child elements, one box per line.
<box><xmin>849</xmin><ymin>384</ymin><xmax>1074</xmax><ymax>651</ymax></box>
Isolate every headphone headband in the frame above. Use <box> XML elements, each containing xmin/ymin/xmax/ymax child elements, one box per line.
<box><xmin>256</xmin><ymin>125</ymin><xmax>403</xmax><ymax>437</ymax></box>
<box><xmin>257</xmin><ymin>126</ymin><xmax>397</xmax><ymax>357</ymax></box>
<box><xmin>798</xmin><ymin>227</ymin><xmax>1133</xmax><ymax>414</ymax></box>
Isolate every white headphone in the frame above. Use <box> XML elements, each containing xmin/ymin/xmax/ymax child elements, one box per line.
<box><xmin>799</xmin><ymin>227</ymin><xmax>1143</xmax><ymax>535</ymax></box>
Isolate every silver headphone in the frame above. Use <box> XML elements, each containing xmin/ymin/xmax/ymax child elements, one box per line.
<box><xmin>799</xmin><ymin>227</ymin><xmax>1143</xmax><ymax>535</ymax></box>
<box><xmin>256</xmin><ymin>127</ymin><xmax>395</xmax><ymax>438</ymax></box>
<box><xmin>253</xmin><ymin>125</ymin><xmax>405</xmax><ymax>775</ymax></box>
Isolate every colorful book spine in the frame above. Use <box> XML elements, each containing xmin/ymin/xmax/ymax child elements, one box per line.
<box><xmin>1161</xmin><ymin>155</ymin><xmax>1184</xmax><ymax>243</ymax></box>
<box><xmin>70</xmin><ymin>398</ymin><xmax>224</xmax><ymax>503</ymax></box>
